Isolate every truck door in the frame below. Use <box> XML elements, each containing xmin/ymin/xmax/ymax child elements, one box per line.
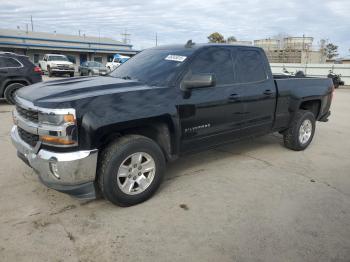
<box><xmin>179</xmin><ymin>47</ymin><xmax>245</xmax><ymax>152</ymax></box>
<box><xmin>234</xmin><ymin>48</ymin><xmax>276</xmax><ymax>136</ymax></box>
<box><xmin>41</xmin><ymin>55</ymin><xmax>47</xmax><ymax>71</ymax></box>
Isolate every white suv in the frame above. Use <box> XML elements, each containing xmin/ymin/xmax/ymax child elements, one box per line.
<box><xmin>39</xmin><ymin>54</ymin><xmax>75</xmax><ymax>77</ymax></box>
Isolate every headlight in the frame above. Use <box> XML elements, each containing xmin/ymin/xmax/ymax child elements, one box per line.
<box><xmin>51</xmin><ymin>63</ymin><xmax>57</xmax><ymax>67</ymax></box>
<box><xmin>92</xmin><ymin>69</ymin><xmax>99</xmax><ymax>73</ymax></box>
<box><xmin>39</xmin><ymin>112</ymin><xmax>75</xmax><ymax>125</ymax></box>
<box><xmin>69</xmin><ymin>64</ymin><xmax>74</xmax><ymax>68</ymax></box>
<box><xmin>38</xmin><ymin>110</ymin><xmax>78</xmax><ymax>147</ymax></box>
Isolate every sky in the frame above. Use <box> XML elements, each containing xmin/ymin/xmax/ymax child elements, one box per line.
<box><xmin>0</xmin><ymin>0</ymin><xmax>349</xmax><ymax>56</ymax></box>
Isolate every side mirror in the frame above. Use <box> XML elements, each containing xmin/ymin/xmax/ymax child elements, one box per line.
<box><xmin>182</xmin><ymin>74</ymin><xmax>215</xmax><ymax>90</ymax></box>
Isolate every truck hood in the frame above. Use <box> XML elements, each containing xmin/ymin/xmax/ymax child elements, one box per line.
<box><xmin>16</xmin><ymin>76</ymin><xmax>162</xmax><ymax>106</ymax></box>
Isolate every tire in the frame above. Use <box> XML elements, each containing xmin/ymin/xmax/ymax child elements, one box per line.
<box><xmin>48</xmin><ymin>67</ymin><xmax>53</xmax><ymax>77</ymax></box>
<box><xmin>70</xmin><ymin>72</ymin><xmax>74</xmax><ymax>77</ymax></box>
<box><xmin>97</xmin><ymin>135</ymin><xmax>166</xmax><ymax>206</ymax></box>
<box><xmin>4</xmin><ymin>83</ymin><xmax>25</xmax><ymax>104</ymax></box>
<box><xmin>283</xmin><ymin>110</ymin><xmax>316</xmax><ymax>151</ymax></box>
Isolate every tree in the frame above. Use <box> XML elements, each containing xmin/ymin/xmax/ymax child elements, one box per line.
<box><xmin>226</xmin><ymin>36</ymin><xmax>237</xmax><ymax>43</ymax></box>
<box><xmin>324</xmin><ymin>43</ymin><xmax>339</xmax><ymax>59</ymax></box>
<box><xmin>208</xmin><ymin>32</ymin><xmax>225</xmax><ymax>43</ymax></box>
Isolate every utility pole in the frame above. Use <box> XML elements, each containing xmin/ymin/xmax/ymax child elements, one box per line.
<box><xmin>121</xmin><ymin>29</ymin><xmax>131</xmax><ymax>44</ymax></box>
<box><xmin>30</xmin><ymin>15</ymin><xmax>34</xmax><ymax>31</ymax></box>
<box><xmin>155</xmin><ymin>32</ymin><xmax>158</xmax><ymax>46</ymax></box>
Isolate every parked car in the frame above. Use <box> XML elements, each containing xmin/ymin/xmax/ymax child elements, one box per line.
<box><xmin>11</xmin><ymin>43</ymin><xmax>333</xmax><ymax>206</ymax></box>
<box><xmin>79</xmin><ymin>61</ymin><xmax>108</xmax><ymax>76</ymax></box>
<box><xmin>39</xmin><ymin>54</ymin><xmax>75</xmax><ymax>77</ymax></box>
<box><xmin>0</xmin><ymin>52</ymin><xmax>42</xmax><ymax>104</ymax></box>
<box><xmin>106</xmin><ymin>54</ymin><xmax>129</xmax><ymax>71</ymax></box>
<box><xmin>327</xmin><ymin>70</ymin><xmax>344</xmax><ymax>89</ymax></box>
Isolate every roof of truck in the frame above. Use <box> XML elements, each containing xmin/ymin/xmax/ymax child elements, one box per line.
<box><xmin>149</xmin><ymin>43</ymin><xmax>262</xmax><ymax>51</ymax></box>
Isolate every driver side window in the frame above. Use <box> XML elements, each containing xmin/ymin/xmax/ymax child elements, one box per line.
<box><xmin>187</xmin><ymin>47</ymin><xmax>234</xmax><ymax>86</ymax></box>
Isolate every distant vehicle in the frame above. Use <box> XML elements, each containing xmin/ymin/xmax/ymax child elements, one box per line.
<box><xmin>0</xmin><ymin>52</ymin><xmax>42</xmax><ymax>104</ymax></box>
<box><xmin>327</xmin><ymin>70</ymin><xmax>344</xmax><ymax>89</ymax></box>
<box><xmin>282</xmin><ymin>67</ymin><xmax>306</xmax><ymax>78</ymax></box>
<box><xmin>39</xmin><ymin>54</ymin><xmax>75</xmax><ymax>77</ymax></box>
<box><xmin>79</xmin><ymin>61</ymin><xmax>108</xmax><ymax>76</ymax></box>
<box><xmin>105</xmin><ymin>54</ymin><xmax>129</xmax><ymax>71</ymax></box>
<box><xmin>11</xmin><ymin>43</ymin><xmax>333</xmax><ymax>206</ymax></box>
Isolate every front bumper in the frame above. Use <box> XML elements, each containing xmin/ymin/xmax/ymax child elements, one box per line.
<box><xmin>11</xmin><ymin>126</ymin><xmax>98</xmax><ymax>199</ymax></box>
<box><xmin>319</xmin><ymin>111</ymin><xmax>331</xmax><ymax>122</ymax></box>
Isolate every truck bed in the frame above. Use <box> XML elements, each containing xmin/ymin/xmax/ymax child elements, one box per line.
<box><xmin>272</xmin><ymin>74</ymin><xmax>333</xmax><ymax>130</ymax></box>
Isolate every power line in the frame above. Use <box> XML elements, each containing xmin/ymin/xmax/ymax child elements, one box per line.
<box><xmin>121</xmin><ymin>29</ymin><xmax>131</xmax><ymax>44</ymax></box>
<box><xmin>30</xmin><ymin>15</ymin><xmax>33</xmax><ymax>31</ymax></box>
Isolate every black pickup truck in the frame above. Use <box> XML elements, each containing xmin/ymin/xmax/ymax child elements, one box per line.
<box><xmin>11</xmin><ymin>43</ymin><xmax>333</xmax><ymax>206</ymax></box>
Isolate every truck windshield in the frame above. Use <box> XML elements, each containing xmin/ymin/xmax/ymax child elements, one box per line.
<box><xmin>110</xmin><ymin>49</ymin><xmax>194</xmax><ymax>86</ymax></box>
<box><xmin>49</xmin><ymin>56</ymin><xmax>69</xmax><ymax>61</ymax></box>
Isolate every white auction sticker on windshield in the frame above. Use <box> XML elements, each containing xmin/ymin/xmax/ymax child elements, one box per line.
<box><xmin>165</xmin><ymin>55</ymin><xmax>187</xmax><ymax>62</ymax></box>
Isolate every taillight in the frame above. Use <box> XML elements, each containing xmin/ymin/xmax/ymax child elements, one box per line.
<box><xmin>34</xmin><ymin>66</ymin><xmax>43</xmax><ymax>74</ymax></box>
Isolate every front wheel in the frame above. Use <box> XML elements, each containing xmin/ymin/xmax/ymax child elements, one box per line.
<box><xmin>97</xmin><ymin>135</ymin><xmax>166</xmax><ymax>206</ymax></box>
<box><xmin>283</xmin><ymin>110</ymin><xmax>316</xmax><ymax>151</ymax></box>
<box><xmin>48</xmin><ymin>67</ymin><xmax>53</xmax><ymax>77</ymax></box>
<box><xmin>4</xmin><ymin>83</ymin><xmax>25</xmax><ymax>104</ymax></box>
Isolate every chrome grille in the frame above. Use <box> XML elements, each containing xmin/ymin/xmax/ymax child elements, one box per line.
<box><xmin>16</xmin><ymin>105</ymin><xmax>38</xmax><ymax>123</ymax></box>
<box><xmin>18</xmin><ymin>127</ymin><xmax>39</xmax><ymax>147</ymax></box>
<box><xmin>57</xmin><ymin>64</ymin><xmax>70</xmax><ymax>69</ymax></box>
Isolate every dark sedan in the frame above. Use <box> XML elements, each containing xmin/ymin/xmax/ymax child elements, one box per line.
<box><xmin>79</xmin><ymin>61</ymin><xmax>108</xmax><ymax>76</ymax></box>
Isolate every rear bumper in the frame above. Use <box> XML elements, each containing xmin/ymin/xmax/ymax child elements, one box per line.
<box><xmin>319</xmin><ymin>111</ymin><xmax>331</xmax><ymax>122</ymax></box>
<box><xmin>11</xmin><ymin>126</ymin><xmax>98</xmax><ymax>199</ymax></box>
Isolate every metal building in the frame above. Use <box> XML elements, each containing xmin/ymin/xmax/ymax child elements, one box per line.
<box><xmin>254</xmin><ymin>39</ymin><xmax>281</xmax><ymax>50</ymax></box>
<box><xmin>254</xmin><ymin>36</ymin><xmax>325</xmax><ymax>64</ymax></box>
<box><xmin>0</xmin><ymin>28</ymin><xmax>138</xmax><ymax>69</ymax></box>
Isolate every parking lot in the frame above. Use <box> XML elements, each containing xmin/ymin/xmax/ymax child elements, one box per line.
<box><xmin>0</xmin><ymin>85</ymin><xmax>349</xmax><ymax>261</ymax></box>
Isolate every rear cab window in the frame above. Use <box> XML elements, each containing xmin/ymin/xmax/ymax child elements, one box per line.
<box><xmin>234</xmin><ymin>49</ymin><xmax>268</xmax><ymax>83</ymax></box>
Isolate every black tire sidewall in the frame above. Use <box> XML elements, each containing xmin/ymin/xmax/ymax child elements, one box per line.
<box><xmin>293</xmin><ymin>111</ymin><xmax>316</xmax><ymax>150</ymax></box>
<box><xmin>102</xmin><ymin>138</ymin><xmax>165</xmax><ymax>206</ymax></box>
<box><xmin>4</xmin><ymin>83</ymin><xmax>25</xmax><ymax>104</ymax></box>
<box><xmin>48</xmin><ymin>67</ymin><xmax>53</xmax><ymax>77</ymax></box>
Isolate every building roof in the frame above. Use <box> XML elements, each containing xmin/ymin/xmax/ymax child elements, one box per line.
<box><xmin>0</xmin><ymin>28</ymin><xmax>138</xmax><ymax>55</ymax></box>
<box><xmin>0</xmin><ymin>28</ymin><xmax>129</xmax><ymax>46</ymax></box>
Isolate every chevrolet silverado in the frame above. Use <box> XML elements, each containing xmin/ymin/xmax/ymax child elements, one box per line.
<box><xmin>11</xmin><ymin>43</ymin><xmax>333</xmax><ymax>206</ymax></box>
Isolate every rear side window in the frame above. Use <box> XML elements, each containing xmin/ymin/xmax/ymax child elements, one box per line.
<box><xmin>0</xmin><ymin>57</ymin><xmax>22</xmax><ymax>68</ymax></box>
<box><xmin>235</xmin><ymin>50</ymin><xmax>267</xmax><ymax>83</ymax></box>
<box><xmin>188</xmin><ymin>47</ymin><xmax>234</xmax><ymax>85</ymax></box>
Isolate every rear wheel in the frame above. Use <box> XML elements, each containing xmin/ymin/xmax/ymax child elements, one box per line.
<box><xmin>97</xmin><ymin>135</ymin><xmax>166</xmax><ymax>206</ymax></box>
<box><xmin>283</xmin><ymin>110</ymin><xmax>316</xmax><ymax>151</ymax></box>
<box><xmin>4</xmin><ymin>83</ymin><xmax>25</xmax><ymax>104</ymax></box>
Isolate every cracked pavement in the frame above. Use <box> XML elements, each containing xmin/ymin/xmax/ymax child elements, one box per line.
<box><xmin>0</xmin><ymin>88</ymin><xmax>349</xmax><ymax>262</ymax></box>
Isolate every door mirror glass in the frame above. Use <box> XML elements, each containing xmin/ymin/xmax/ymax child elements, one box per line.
<box><xmin>182</xmin><ymin>73</ymin><xmax>215</xmax><ymax>89</ymax></box>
